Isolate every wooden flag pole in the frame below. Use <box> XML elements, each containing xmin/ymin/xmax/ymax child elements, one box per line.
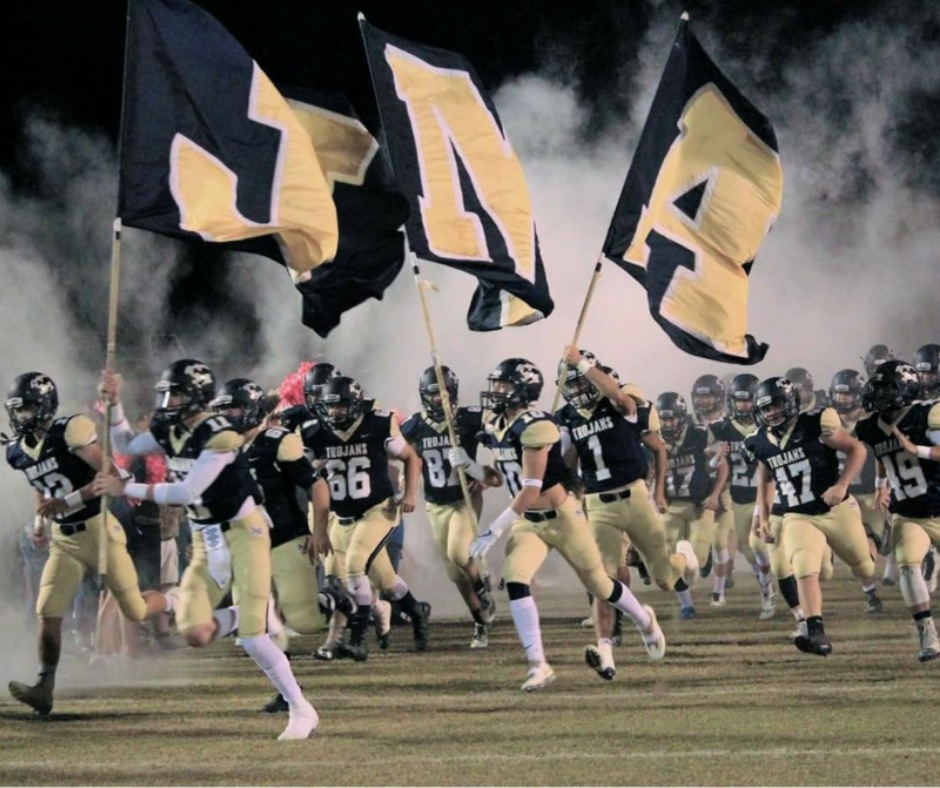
<box><xmin>98</xmin><ymin>218</ymin><xmax>123</xmax><ymax>577</ymax></box>
<box><xmin>549</xmin><ymin>256</ymin><xmax>605</xmax><ymax>413</ymax></box>
<box><xmin>407</xmin><ymin>249</ymin><xmax>480</xmax><ymax>529</ymax></box>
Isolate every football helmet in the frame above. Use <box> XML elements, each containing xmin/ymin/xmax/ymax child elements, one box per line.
<box><xmin>784</xmin><ymin>367</ymin><xmax>815</xmax><ymax>411</ymax></box>
<box><xmin>599</xmin><ymin>364</ymin><xmax>620</xmax><ymax>383</ymax></box>
<box><xmin>419</xmin><ymin>366</ymin><xmax>458</xmax><ymax>422</ymax></box>
<box><xmin>828</xmin><ymin>369</ymin><xmax>864</xmax><ymax>415</ymax></box>
<box><xmin>211</xmin><ymin>378</ymin><xmax>268</xmax><ymax>432</ymax></box>
<box><xmin>754</xmin><ymin>377</ymin><xmax>800</xmax><ymax>431</ymax></box>
<box><xmin>861</xmin><ymin>360</ymin><xmax>921</xmax><ymax>414</ymax></box>
<box><xmin>913</xmin><ymin>344</ymin><xmax>940</xmax><ymax>398</ymax></box>
<box><xmin>863</xmin><ymin>344</ymin><xmax>897</xmax><ymax>378</ymax></box>
<box><xmin>5</xmin><ymin>372</ymin><xmax>59</xmax><ymax>439</ymax></box>
<box><xmin>152</xmin><ymin>360</ymin><xmax>215</xmax><ymax>425</ymax></box>
<box><xmin>481</xmin><ymin>358</ymin><xmax>544</xmax><ymax>415</ymax></box>
<box><xmin>303</xmin><ymin>362</ymin><xmax>342</xmax><ymax>417</ymax></box>
<box><xmin>691</xmin><ymin>374</ymin><xmax>725</xmax><ymax>422</ymax></box>
<box><xmin>727</xmin><ymin>373</ymin><xmax>759</xmax><ymax>425</ymax></box>
<box><xmin>655</xmin><ymin>392</ymin><xmax>688</xmax><ymax>443</ymax></box>
<box><xmin>320</xmin><ymin>376</ymin><xmax>364</xmax><ymax>430</ymax></box>
<box><xmin>557</xmin><ymin>350</ymin><xmax>601</xmax><ymax>410</ymax></box>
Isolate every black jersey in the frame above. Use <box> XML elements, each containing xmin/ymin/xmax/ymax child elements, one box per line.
<box><xmin>401</xmin><ymin>407</ymin><xmax>483</xmax><ymax>506</ymax></box>
<box><xmin>856</xmin><ymin>402</ymin><xmax>940</xmax><ymax>518</ymax></box>
<box><xmin>6</xmin><ymin>415</ymin><xmax>101</xmax><ymax>524</ymax></box>
<box><xmin>245</xmin><ymin>427</ymin><xmax>315</xmax><ymax>548</ymax></box>
<box><xmin>482</xmin><ymin>410</ymin><xmax>566</xmax><ymax>499</ymax></box>
<box><xmin>151</xmin><ymin>415</ymin><xmax>261</xmax><ymax>525</ymax></box>
<box><xmin>304</xmin><ymin>408</ymin><xmax>396</xmax><ymax>519</ymax></box>
<box><xmin>555</xmin><ymin>399</ymin><xmax>650</xmax><ymax>494</ymax></box>
<box><xmin>745</xmin><ymin>408</ymin><xmax>844</xmax><ymax>516</ymax></box>
<box><xmin>665</xmin><ymin>422</ymin><xmax>713</xmax><ymax>504</ymax></box>
<box><xmin>708</xmin><ymin>418</ymin><xmax>759</xmax><ymax>505</ymax></box>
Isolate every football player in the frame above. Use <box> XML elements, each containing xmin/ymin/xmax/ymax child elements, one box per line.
<box><xmin>470</xmin><ymin>358</ymin><xmax>665</xmax><ymax>692</ymax></box>
<box><xmin>304</xmin><ymin>375</ymin><xmax>429</xmax><ymax>661</ymax></box>
<box><xmin>691</xmin><ymin>375</ymin><xmax>726</xmax><ymax>425</ymax></box>
<box><xmin>863</xmin><ymin>344</ymin><xmax>897</xmax><ymax>378</ymax></box>
<box><xmin>556</xmin><ymin>348</ymin><xmax>695</xmax><ymax>681</ymax></box>
<box><xmin>5</xmin><ymin>373</ymin><xmax>173</xmax><ymax>716</ymax></box>
<box><xmin>706</xmin><ymin>374</ymin><xmax>776</xmax><ymax>616</ymax></box>
<box><xmin>829</xmin><ymin>368</ymin><xmax>888</xmax><ymax>611</ymax></box>
<box><xmin>93</xmin><ymin>362</ymin><xmax>318</xmax><ymax>740</ymax></box>
<box><xmin>913</xmin><ymin>344</ymin><xmax>940</xmax><ymax>400</ymax></box>
<box><xmin>657</xmin><ymin>391</ymin><xmax>728</xmax><ymax>618</ymax></box>
<box><xmin>785</xmin><ymin>367</ymin><xmax>822</xmax><ymax>413</ymax></box>
<box><xmin>855</xmin><ymin>361</ymin><xmax>940</xmax><ymax>661</ymax></box>
<box><xmin>401</xmin><ymin>365</ymin><xmax>499</xmax><ymax>649</ymax></box>
<box><xmin>211</xmin><ymin>378</ymin><xmax>358</xmax><ymax>711</ymax></box>
<box><xmin>747</xmin><ymin>377</ymin><xmax>876</xmax><ymax>656</ymax></box>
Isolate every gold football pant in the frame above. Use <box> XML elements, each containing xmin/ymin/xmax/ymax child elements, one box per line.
<box><xmin>323</xmin><ymin>500</ymin><xmax>398</xmax><ymax>592</ymax></box>
<box><xmin>586</xmin><ymin>479</ymin><xmax>683</xmax><ymax>590</ymax></box>
<box><xmin>891</xmin><ymin>514</ymin><xmax>940</xmax><ymax>567</ymax></box>
<box><xmin>783</xmin><ymin>497</ymin><xmax>875</xmax><ymax>580</ymax></box>
<box><xmin>427</xmin><ymin>501</ymin><xmax>480</xmax><ymax>583</ymax></box>
<box><xmin>37</xmin><ymin>514</ymin><xmax>148</xmax><ymax>621</ymax></box>
<box><xmin>856</xmin><ymin>492</ymin><xmax>887</xmax><ymax>541</ymax></box>
<box><xmin>271</xmin><ymin>534</ymin><xmax>325</xmax><ymax>634</ymax></box>
<box><xmin>176</xmin><ymin>508</ymin><xmax>271</xmax><ymax>638</ymax></box>
<box><xmin>712</xmin><ymin>489</ymin><xmax>735</xmax><ymax>552</ymax></box>
<box><xmin>732</xmin><ymin>502</ymin><xmax>768</xmax><ymax>566</ymax></box>
<box><xmin>503</xmin><ymin>495</ymin><xmax>613</xmax><ymax>600</ymax></box>
<box><xmin>663</xmin><ymin>501</ymin><xmax>716</xmax><ymax>566</ymax></box>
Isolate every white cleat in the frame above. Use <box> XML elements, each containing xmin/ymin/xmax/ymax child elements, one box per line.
<box><xmin>638</xmin><ymin>605</ymin><xmax>666</xmax><ymax>661</ymax></box>
<box><xmin>676</xmin><ymin>540</ymin><xmax>699</xmax><ymax>586</ymax></box>
<box><xmin>277</xmin><ymin>699</ymin><xmax>318</xmax><ymax>741</ymax></box>
<box><xmin>759</xmin><ymin>587</ymin><xmax>777</xmax><ymax>620</ymax></box>
<box><xmin>267</xmin><ymin>597</ymin><xmax>289</xmax><ymax>653</ymax></box>
<box><xmin>710</xmin><ymin>593</ymin><xmax>726</xmax><ymax>607</ymax></box>
<box><xmin>584</xmin><ymin>644</ymin><xmax>616</xmax><ymax>681</ymax></box>
<box><xmin>470</xmin><ymin>623</ymin><xmax>489</xmax><ymax>649</ymax></box>
<box><xmin>580</xmin><ymin>615</ymin><xmax>595</xmax><ymax>629</ymax></box>
<box><xmin>521</xmin><ymin>662</ymin><xmax>556</xmax><ymax>692</ymax></box>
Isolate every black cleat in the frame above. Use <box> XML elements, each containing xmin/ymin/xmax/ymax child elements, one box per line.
<box><xmin>313</xmin><ymin>645</ymin><xmax>337</xmax><ymax>661</ymax></box>
<box><xmin>794</xmin><ymin>632</ymin><xmax>832</xmax><ymax>657</ymax></box>
<box><xmin>9</xmin><ymin>680</ymin><xmax>53</xmax><ymax>716</ymax></box>
<box><xmin>412</xmin><ymin>602</ymin><xmax>431</xmax><ymax>651</ymax></box>
<box><xmin>261</xmin><ymin>692</ymin><xmax>289</xmax><ymax>713</ymax></box>
<box><xmin>612</xmin><ymin>611</ymin><xmax>623</xmax><ymax>647</ymax></box>
<box><xmin>335</xmin><ymin>642</ymin><xmax>368</xmax><ymax>662</ymax></box>
<box><xmin>865</xmin><ymin>592</ymin><xmax>884</xmax><ymax>614</ymax></box>
<box><xmin>699</xmin><ymin>548</ymin><xmax>713</xmax><ymax>579</ymax></box>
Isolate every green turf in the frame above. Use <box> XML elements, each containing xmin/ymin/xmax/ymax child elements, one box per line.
<box><xmin>1</xmin><ymin>574</ymin><xmax>938</xmax><ymax>786</ymax></box>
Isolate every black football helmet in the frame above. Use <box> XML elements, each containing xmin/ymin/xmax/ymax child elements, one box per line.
<box><xmin>599</xmin><ymin>364</ymin><xmax>620</xmax><ymax>383</ymax></box>
<box><xmin>5</xmin><ymin>372</ymin><xmax>59</xmax><ymax>439</ymax></box>
<box><xmin>784</xmin><ymin>367</ymin><xmax>815</xmax><ymax>411</ymax></box>
<box><xmin>152</xmin><ymin>360</ymin><xmax>215</xmax><ymax>425</ymax></box>
<box><xmin>863</xmin><ymin>344</ymin><xmax>897</xmax><ymax>378</ymax></box>
<box><xmin>211</xmin><ymin>378</ymin><xmax>268</xmax><ymax>432</ymax></box>
<box><xmin>861</xmin><ymin>360</ymin><xmax>921</xmax><ymax>414</ymax></box>
<box><xmin>828</xmin><ymin>369</ymin><xmax>864</xmax><ymax>415</ymax></box>
<box><xmin>655</xmin><ymin>392</ymin><xmax>688</xmax><ymax>443</ymax></box>
<box><xmin>303</xmin><ymin>362</ymin><xmax>342</xmax><ymax>417</ymax></box>
<box><xmin>727</xmin><ymin>373</ymin><xmax>759</xmax><ymax>425</ymax></box>
<box><xmin>754</xmin><ymin>377</ymin><xmax>800</xmax><ymax>431</ymax></box>
<box><xmin>320</xmin><ymin>376</ymin><xmax>364</xmax><ymax>430</ymax></box>
<box><xmin>913</xmin><ymin>344</ymin><xmax>940</xmax><ymax>398</ymax></box>
<box><xmin>691</xmin><ymin>374</ymin><xmax>725</xmax><ymax>422</ymax></box>
<box><xmin>481</xmin><ymin>358</ymin><xmax>544</xmax><ymax>415</ymax></box>
<box><xmin>557</xmin><ymin>350</ymin><xmax>601</xmax><ymax>410</ymax></box>
<box><xmin>419</xmin><ymin>365</ymin><xmax>458</xmax><ymax>422</ymax></box>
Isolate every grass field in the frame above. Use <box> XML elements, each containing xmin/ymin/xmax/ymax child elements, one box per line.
<box><xmin>1</xmin><ymin>572</ymin><xmax>938</xmax><ymax>786</ymax></box>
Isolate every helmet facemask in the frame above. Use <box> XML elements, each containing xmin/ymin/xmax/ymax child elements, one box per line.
<box><xmin>562</xmin><ymin>372</ymin><xmax>600</xmax><ymax>410</ymax></box>
<box><xmin>730</xmin><ymin>395</ymin><xmax>755</xmax><ymax>425</ymax></box>
<box><xmin>420</xmin><ymin>382</ymin><xmax>457</xmax><ymax>423</ymax></box>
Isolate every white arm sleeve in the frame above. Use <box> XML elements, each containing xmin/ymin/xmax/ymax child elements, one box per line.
<box><xmin>928</xmin><ymin>429</ymin><xmax>940</xmax><ymax>446</ymax></box>
<box><xmin>559</xmin><ymin>429</ymin><xmax>573</xmax><ymax>455</ymax></box>
<box><xmin>125</xmin><ymin>450</ymin><xmax>235</xmax><ymax>505</ymax></box>
<box><xmin>110</xmin><ymin>403</ymin><xmax>163</xmax><ymax>456</ymax></box>
<box><xmin>385</xmin><ymin>435</ymin><xmax>408</xmax><ymax>458</ymax></box>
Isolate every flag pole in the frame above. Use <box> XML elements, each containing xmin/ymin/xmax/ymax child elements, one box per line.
<box><xmin>99</xmin><ymin>0</ymin><xmax>135</xmax><ymax>578</ymax></box>
<box><xmin>549</xmin><ymin>255</ymin><xmax>604</xmax><ymax>412</ymax></box>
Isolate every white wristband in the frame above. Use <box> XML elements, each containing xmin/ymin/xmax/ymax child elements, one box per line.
<box><xmin>109</xmin><ymin>402</ymin><xmax>126</xmax><ymax>426</ymax></box>
<box><xmin>874</xmin><ymin>476</ymin><xmax>887</xmax><ymax>489</ymax></box>
<box><xmin>521</xmin><ymin>478</ymin><xmax>543</xmax><ymax>489</ymax></box>
<box><xmin>461</xmin><ymin>458</ymin><xmax>486</xmax><ymax>483</ymax></box>
<box><xmin>576</xmin><ymin>358</ymin><xmax>592</xmax><ymax>375</ymax></box>
<box><xmin>917</xmin><ymin>445</ymin><xmax>933</xmax><ymax>460</ymax></box>
<box><xmin>64</xmin><ymin>491</ymin><xmax>83</xmax><ymax>511</ymax></box>
<box><xmin>488</xmin><ymin>506</ymin><xmax>520</xmax><ymax>538</ymax></box>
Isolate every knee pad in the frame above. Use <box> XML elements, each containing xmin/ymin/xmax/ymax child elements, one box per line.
<box><xmin>714</xmin><ymin>548</ymin><xmax>731</xmax><ymax>565</ymax></box>
<box><xmin>346</xmin><ymin>574</ymin><xmax>373</xmax><ymax>606</ymax></box>
<box><xmin>506</xmin><ymin>582</ymin><xmax>530</xmax><ymax>601</ymax></box>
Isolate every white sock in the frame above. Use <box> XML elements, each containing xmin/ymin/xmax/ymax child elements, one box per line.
<box><xmin>509</xmin><ymin>596</ymin><xmax>545</xmax><ymax>664</ymax></box>
<box><xmin>163</xmin><ymin>592</ymin><xmax>174</xmax><ymax>614</ymax></box>
<box><xmin>884</xmin><ymin>554</ymin><xmax>898</xmax><ymax>580</ymax></box>
<box><xmin>676</xmin><ymin>588</ymin><xmax>694</xmax><ymax>608</ymax></box>
<box><xmin>713</xmin><ymin>575</ymin><xmax>727</xmax><ymax>595</ymax></box>
<box><xmin>212</xmin><ymin>606</ymin><xmax>239</xmax><ymax>641</ymax></box>
<box><xmin>792</xmin><ymin>606</ymin><xmax>805</xmax><ymax>622</ymax></box>
<box><xmin>240</xmin><ymin>634</ymin><xmax>305</xmax><ymax>708</ymax></box>
<box><xmin>607</xmin><ymin>580</ymin><xmax>651</xmax><ymax>629</ymax></box>
<box><xmin>900</xmin><ymin>565</ymin><xmax>931</xmax><ymax>608</ymax></box>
